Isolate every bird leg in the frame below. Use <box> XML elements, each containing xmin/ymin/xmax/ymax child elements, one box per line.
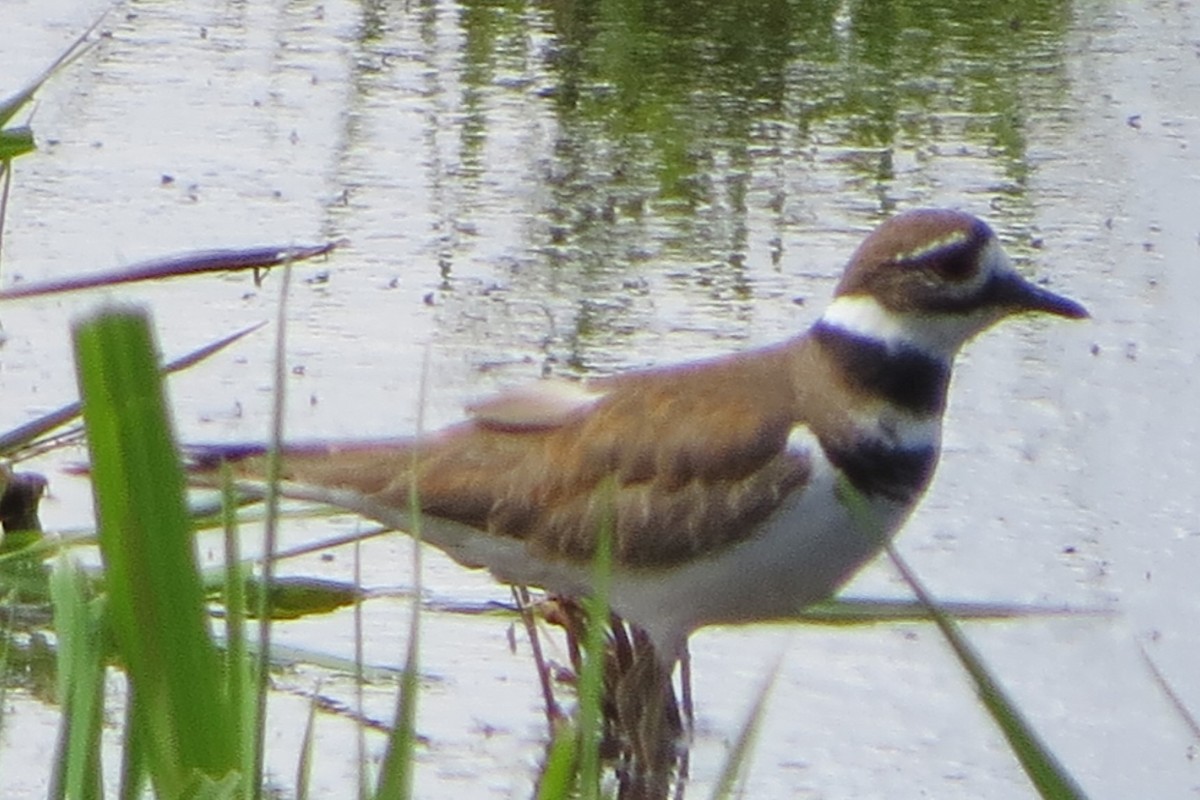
<box><xmin>512</xmin><ymin>585</ymin><xmax>565</xmax><ymax>735</ymax></box>
<box><xmin>610</xmin><ymin>625</ymin><xmax>684</xmax><ymax>800</ymax></box>
<box><xmin>538</xmin><ymin>595</ymin><xmax>688</xmax><ymax>798</ymax></box>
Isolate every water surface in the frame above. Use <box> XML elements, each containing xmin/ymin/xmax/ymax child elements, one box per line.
<box><xmin>2</xmin><ymin>0</ymin><xmax>1199</xmax><ymax>797</ymax></box>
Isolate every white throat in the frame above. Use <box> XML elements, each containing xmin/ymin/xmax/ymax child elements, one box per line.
<box><xmin>819</xmin><ymin>294</ymin><xmax>983</xmax><ymax>361</ymax></box>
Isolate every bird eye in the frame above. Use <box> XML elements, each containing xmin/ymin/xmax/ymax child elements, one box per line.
<box><xmin>929</xmin><ymin>251</ymin><xmax>977</xmax><ymax>281</ymax></box>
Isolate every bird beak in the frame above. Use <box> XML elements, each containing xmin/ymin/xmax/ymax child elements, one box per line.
<box><xmin>993</xmin><ymin>271</ymin><xmax>1090</xmax><ymax>319</ymax></box>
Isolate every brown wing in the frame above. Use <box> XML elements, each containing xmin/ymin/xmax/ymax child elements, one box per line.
<box><xmin>208</xmin><ymin>344</ymin><xmax>813</xmax><ymax>570</ymax></box>
<box><xmin>410</xmin><ymin>347</ymin><xmax>811</xmax><ymax>569</ymax></box>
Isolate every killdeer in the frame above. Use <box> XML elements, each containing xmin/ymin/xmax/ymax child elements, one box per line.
<box><xmin>199</xmin><ymin>207</ymin><xmax>1086</xmax><ymax>674</ymax></box>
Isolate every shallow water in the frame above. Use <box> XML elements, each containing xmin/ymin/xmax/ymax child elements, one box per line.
<box><xmin>3</xmin><ymin>0</ymin><xmax>1200</xmax><ymax>797</ymax></box>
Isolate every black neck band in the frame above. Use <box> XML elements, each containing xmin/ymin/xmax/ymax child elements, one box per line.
<box><xmin>813</xmin><ymin>322</ymin><xmax>950</xmax><ymax>415</ymax></box>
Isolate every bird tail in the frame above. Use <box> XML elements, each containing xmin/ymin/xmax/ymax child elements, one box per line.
<box><xmin>185</xmin><ymin>438</ymin><xmax>419</xmax><ymax>499</ymax></box>
<box><xmin>186</xmin><ymin>438</ymin><xmax>521</xmax><ymax>576</ymax></box>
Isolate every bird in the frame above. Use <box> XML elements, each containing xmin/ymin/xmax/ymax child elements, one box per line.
<box><xmin>193</xmin><ymin>208</ymin><xmax>1086</xmax><ymax>778</ymax></box>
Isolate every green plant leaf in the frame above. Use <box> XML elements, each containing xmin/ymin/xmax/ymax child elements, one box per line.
<box><xmin>0</xmin><ymin>126</ymin><xmax>35</xmax><ymax>160</ymax></box>
<box><xmin>48</xmin><ymin>555</ymin><xmax>106</xmax><ymax>800</ymax></box>
<box><xmin>838</xmin><ymin>476</ymin><xmax>1090</xmax><ymax>800</ymax></box>
<box><xmin>73</xmin><ymin>306</ymin><xmax>238</xmax><ymax>797</ymax></box>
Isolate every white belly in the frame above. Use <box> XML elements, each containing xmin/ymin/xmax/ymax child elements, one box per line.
<box><xmin>419</xmin><ymin>428</ymin><xmax>918</xmax><ymax>662</ymax></box>
<box><xmin>609</xmin><ymin>440</ymin><xmax>911</xmax><ymax>658</ymax></box>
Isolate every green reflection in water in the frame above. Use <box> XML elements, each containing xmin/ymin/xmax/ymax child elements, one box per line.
<box><xmin>537</xmin><ymin>0</ymin><xmax>1070</xmax><ymax>201</ymax></box>
<box><xmin>337</xmin><ymin>0</ymin><xmax>1072</xmax><ymax>365</ymax></box>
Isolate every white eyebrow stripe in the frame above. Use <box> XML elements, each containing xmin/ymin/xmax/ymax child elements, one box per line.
<box><xmin>893</xmin><ymin>229</ymin><xmax>969</xmax><ymax>262</ymax></box>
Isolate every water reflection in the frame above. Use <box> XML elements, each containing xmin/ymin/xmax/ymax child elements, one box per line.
<box><xmin>338</xmin><ymin>0</ymin><xmax>1071</xmax><ymax>371</ymax></box>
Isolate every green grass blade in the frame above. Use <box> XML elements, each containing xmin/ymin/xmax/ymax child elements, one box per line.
<box><xmin>0</xmin><ymin>243</ymin><xmax>334</xmax><ymax>301</ymax></box>
<box><xmin>0</xmin><ymin>321</ymin><xmax>264</xmax><ymax>457</ymax></box>
<box><xmin>534</xmin><ymin>489</ymin><xmax>614</xmax><ymax>800</ymax></box>
<box><xmin>374</xmin><ymin>350</ymin><xmax>433</xmax><ymax>800</ymax></box>
<box><xmin>1138</xmin><ymin>644</ymin><xmax>1200</xmax><ymax>741</ymax></box>
<box><xmin>0</xmin><ymin>14</ymin><xmax>102</xmax><ymax>128</ymax></box>
<box><xmin>0</xmin><ymin>15</ymin><xmax>102</xmax><ymax>272</ymax></box>
<box><xmin>707</xmin><ymin>656</ymin><xmax>780</xmax><ymax>800</ymax></box>
<box><xmin>0</xmin><ymin>126</ymin><xmax>35</xmax><ymax>161</ymax></box>
<box><xmin>0</xmin><ymin>152</ymin><xmax>12</xmax><ymax>269</ymax></box>
<box><xmin>536</xmin><ymin>725</ymin><xmax>580</xmax><ymax>800</ymax></box>
<box><xmin>838</xmin><ymin>477</ymin><xmax>1089</xmax><ymax>800</ymax></box>
<box><xmin>575</xmin><ymin>506</ymin><xmax>612</xmax><ymax>800</ymax></box>
<box><xmin>884</xmin><ymin>541</ymin><xmax>1090</xmax><ymax>799</ymax></box>
<box><xmin>355</xmin><ymin>539</ymin><xmax>371</xmax><ymax>800</ymax></box>
<box><xmin>73</xmin><ymin>306</ymin><xmax>238</xmax><ymax>796</ymax></box>
<box><xmin>373</xmin><ymin>537</ymin><xmax>422</xmax><ymax>799</ymax></box>
<box><xmin>177</xmin><ymin>770</ymin><xmax>244</xmax><ymax>800</ymax></box>
<box><xmin>48</xmin><ymin>555</ymin><xmax>106</xmax><ymax>800</ymax></box>
<box><xmin>252</xmin><ymin>263</ymin><xmax>294</xmax><ymax>800</ymax></box>
<box><xmin>296</xmin><ymin>679</ymin><xmax>322</xmax><ymax>800</ymax></box>
<box><xmin>220</xmin><ymin>462</ymin><xmax>254</xmax><ymax>797</ymax></box>
<box><xmin>796</xmin><ymin>596</ymin><xmax>1108</xmax><ymax>626</ymax></box>
<box><xmin>118</xmin><ymin>683</ymin><xmax>149</xmax><ymax>800</ymax></box>
<box><xmin>0</xmin><ymin>589</ymin><xmax>15</xmax><ymax>729</ymax></box>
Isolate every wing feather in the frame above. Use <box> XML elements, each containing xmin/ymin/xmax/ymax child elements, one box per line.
<box><xmin>415</xmin><ymin>348</ymin><xmax>813</xmax><ymax>568</ymax></box>
<box><xmin>200</xmin><ymin>344</ymin><xmax>815</xmax><ymax>571</ymax></box>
